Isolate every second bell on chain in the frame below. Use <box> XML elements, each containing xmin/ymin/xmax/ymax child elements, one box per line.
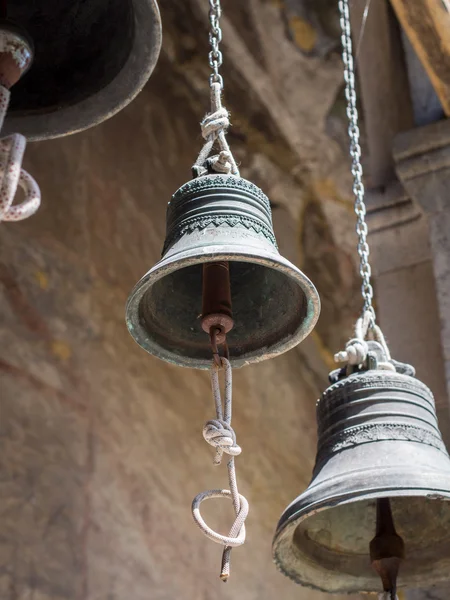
<box><xmin>273</xmin><ymin>349</ymin><xmax>450</xmax><ymax>594</ymax></box>
<box><xmin>126</xmin><ymin>174</ymin><xmax>320</xmax><ymax>369</ymax></box>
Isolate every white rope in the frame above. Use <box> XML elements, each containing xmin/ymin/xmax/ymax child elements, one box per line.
<box><xmin>379</xmin><ymin>594</ymin><xmax>399</xmax><ymax>600</ymax></box>
<box><xmin>334</xmin><ymin>310</ymin><xmax>395</xmax><ymax>371</ymax></box>
<box><xmin>192</xmin><ymin>358</ymin><xmax>248</xmax><ymax>581</ymax></box>
<box><xmin>0</xmin><ymin>85</ymin><xmax>40</xmax><ymax>222</ymax></box>
<box><xmin>193</xmin><ymin>82</ymin><xmax>239</xmax><ymax>177</ymax></box>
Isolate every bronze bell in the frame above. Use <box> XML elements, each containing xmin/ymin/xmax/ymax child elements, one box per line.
<box><xmin>273</xmin><ymin>343</ymin><xmax>450</xmax><ymax>595</ymax></box>
<box><xmin>126</xmin><ymin>174</ymin><xmax>320</xmax><ymax>369</ymax></box>
<box><xmin>2</xmin><ymin>0</ymin><xmax>161</xmax><ymax>140</ymax></box>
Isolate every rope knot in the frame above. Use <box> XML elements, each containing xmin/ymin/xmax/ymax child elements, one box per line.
<box><xmin>201</xmin><ymin>106</ymin><xmax>230</xmax><ymax>140</ymax></box>
<box><xmin>334</xmin><ymin>337</ymin><xmax>369</xmax><ymax>365</ymax></box>
<box><xmin>193</xmin><ymin>81</ymin><xmax>239</xmax><ymax>177</ymax></box>
<box><xmin>334</xmin><ymin>310</ymin><xmax>395</xmax><ymax>371</ymax></box>
<box><xmin>203</xmin><ymin>419</ymin><xmax>242</xmax><ymax>464</ymax></box>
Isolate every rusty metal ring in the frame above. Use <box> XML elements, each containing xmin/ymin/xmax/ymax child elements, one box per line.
<box><xmin>210</xmin><ymin>326</ymin><xmax>226</xmax><ymax>368</ymax></box>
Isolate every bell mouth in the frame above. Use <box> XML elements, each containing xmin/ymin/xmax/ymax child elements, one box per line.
<box><xmin>273</xmin><ymin>470</ymin><xmax>450</xmax><ymax>594</ymax></box>
<box><xmin>4</xmin><ymin>0</ymin><xmax>161</xmax><ymax>140</ymax></box>
<box><xmin>126</xmin><ymin>246</ymin><xmax>320</xmax><ymax>369</ymax></box>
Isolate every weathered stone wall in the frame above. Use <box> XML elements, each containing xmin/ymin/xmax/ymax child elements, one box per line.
<box><xmin>0</xmin><ymin>1</ymin><xmax>366</xmax><ymax>599</ymax></box>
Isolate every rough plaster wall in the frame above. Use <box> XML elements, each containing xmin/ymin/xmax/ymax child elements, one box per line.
<box><xmin>0</xmin><ymin>1</ymin><xmax>363</xmax><ymax>599</ymax></box>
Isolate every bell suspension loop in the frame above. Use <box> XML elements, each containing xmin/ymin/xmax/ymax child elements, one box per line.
<box><xmin>0</xmin><ymin>22</ymin><xmax>40</xmax><ymax>222</ymax></box>
<box><xmin>192</xmin><ymin>0</ymin><xmax>239</xmax><ymax>179</ymax></box>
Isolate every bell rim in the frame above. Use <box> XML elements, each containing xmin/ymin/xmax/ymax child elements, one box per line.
<box><xmin>273</xmin><ymin>465</ymin><xmax>450</xmax><ymax>592</ymax></box>
<box><xmin>3</xmin><ymin>0</ymin><xmax>162</xmax><ymax>140</ymax></box>
<box><xmin>126</xmin><ymin>244</ymin><xmax>321</xmax><ymax>369</ymax></box>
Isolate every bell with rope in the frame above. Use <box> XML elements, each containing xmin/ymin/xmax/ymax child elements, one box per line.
<box><xmin>0</xmin><ymin>0</ymin><xmax>162</xmax><ymax>140</ymax></box>
<box><xmin>273</xmin><ymin>0</ymin><xmax>450</xmax><ymax>597</ymax></box>
<box><xmin>126</xmin><ymin>170</ymin><xmax>320</xmax><ymax>369</ymax></box>
<box><xmin>125</xmin><ymin>27</ymin><xmax>319</xmax><ymax>369</ymax></box>
<box><xmin>273</xmin><ymin>335</ymin><xmax>450</xmax><ymax>596</ymax></box>
<box><xmin>126</xmin><ymin>0</ymin><xmax>319</xmax><ymax>581</ymax></box>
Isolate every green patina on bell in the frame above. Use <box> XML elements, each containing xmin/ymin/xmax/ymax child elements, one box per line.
<box><xmin>126</xmin><ymin>173</ymin><xmax>320</xmax><ymax>369</ymax></box>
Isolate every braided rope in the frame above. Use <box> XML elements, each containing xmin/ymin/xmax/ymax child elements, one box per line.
<box><xmin>193</xmin><ymin>82</ymin><xmax>239</xmax><ymax>177</ymax></box>
<box><xmin>192</xmin><ymin>358</ymin><xmax>248</xmax><ymax>581</ymax></box>
<box><xmin>0</xmin><ymin>85</ymin><xmax>40</xmax><ymax>222</ymax></box>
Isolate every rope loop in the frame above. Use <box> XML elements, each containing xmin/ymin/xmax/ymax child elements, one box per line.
<box><xmin>0</xmin><ymin>86</ymin><xmax>41</xmax><ymax>222</ymax></box>
<box><xmin>192</xmin><ymin>489</ymin><xmax>248</xmax><ymax>548</ymax></box>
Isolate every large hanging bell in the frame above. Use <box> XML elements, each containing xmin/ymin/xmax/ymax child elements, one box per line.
<box><xmin>3</xmin><ymin>0</ymin><xmax>162</xmax><ymax>140</ymax></box>
<box><xmin>273</xmin><ymin>346</ymin><xmax>450</xmax><ymax>594</ymax></box>
<box><xmin>126</xmin><ymin>174</ymin><xmax>320</xmax><ymax>369</ymax></box>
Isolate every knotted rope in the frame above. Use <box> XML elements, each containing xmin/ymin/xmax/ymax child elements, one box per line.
<box><xmin>192</xmin><ymin>358</ymin><xmax>248</xmax><ymax>581</ymax></box>
<box><xmin>193</xmin><ymin>82</ymin><xmax>239</xmax><ymax>177</ymax></box>
<box><xmin>0</xmin><ymin>85</ymin><xmax>40</xmax><ymax>222</ymax></box>
<box><xmin>334</xmin><ymin>310</ymin><xmax>395</xmax><ymax>371</ymax></box>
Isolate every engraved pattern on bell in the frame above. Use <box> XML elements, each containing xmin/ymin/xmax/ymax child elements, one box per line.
<box><xmin>126</xmin><ymin>174</ymin><xmax>320</xmax><ymax>369</ymax></box>
<box><xmin>163</xmin><ymin>174</ymin><xmax>277</xmax><ymax>255</ymax></box>
<box><xmin>273</xmin><ymin>369</ymin><xmax>450</xmax><ymax>594</ymax></box>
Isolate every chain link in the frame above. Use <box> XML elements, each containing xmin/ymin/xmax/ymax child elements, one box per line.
<box><xmin>208</xmin><ymin>0</ymin><xmax>224</xmax><ymax>88</ymax></box>
<box><xmin>338</xmin><ymin>0</ymin><xmax>375</xmax><ymax>323</ymax></box>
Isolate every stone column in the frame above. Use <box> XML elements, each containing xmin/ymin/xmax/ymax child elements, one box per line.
<box><xmin>394</xmin><ymin>119</ymin><xmax>450</xmax><ymax>420</ymax></box>
<box><xmin>366</xmin><ymin>182</ymin><xmax>450</xmax><ymax>447</ymax></box>
<box><xmin>367</xmin><ymin>124</ymin><xmax>450</xmax><ymax>600</ymax></box>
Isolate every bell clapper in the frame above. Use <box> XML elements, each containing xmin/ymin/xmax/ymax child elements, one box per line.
<box><xmin>0</xmin><ymin>22</ymin><xmax>40</xmax><ymax>222</ymax></box>
<box><xmin>370</xmin><ymin>498</ymin><xmax>405</xmax><ymax>600</ymax></box>
<box><xmin>201</xmin><ymin>261</ymin><xmax>234</xmax><ymax>365</ymax></box>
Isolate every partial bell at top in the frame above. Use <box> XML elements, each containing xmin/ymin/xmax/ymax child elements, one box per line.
<box><xmin>126</xmin><ymin>174</ymin><xmax>320</xmax><ymax>369</ymax></box>
<box><xmin>2</xmin><ymin>0</ymin><xmax>162</xmax><ymax>140</ymax></box>
<box><xmin>273</xmin><ymin>351</ymin><xmax>450</xmax><ymax>594</ymax></box>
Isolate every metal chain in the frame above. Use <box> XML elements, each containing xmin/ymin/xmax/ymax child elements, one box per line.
<box><xmin>193</xmin><ymin>0</ymin><xmax>239</xmax><ymax>176</ymax></box>
<box><xmin>338</xmin><ymin>0</ymin><xmax>376</xmax><ymax>324</ymax></box>
<box><xmin>208</xmin><ymin>0</ymin><xmax>224</xmax><ymax>89</ymax></box>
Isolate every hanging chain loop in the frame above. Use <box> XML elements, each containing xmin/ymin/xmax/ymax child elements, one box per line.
<box><xmin>192</xmin><ymin>0</ymin><xmax>239</xmax><ymax>177</ymax></box>
<box><xmin>192</xmin><ymin>358</ymin><xmax>248</xmax><ymax>581</ymax></box>
<box><xmin>338</xmin><ymin>0</ymin><xmax>375</xmax><ymax>324</ymax></box>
